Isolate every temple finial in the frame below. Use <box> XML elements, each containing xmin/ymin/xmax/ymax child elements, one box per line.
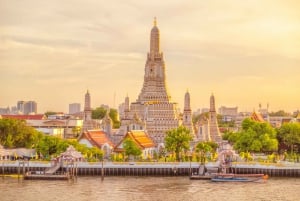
<box><xmin>153</xmin><ymin>17</ymin><xmax>157</xmax><ymax>26</ymax></box>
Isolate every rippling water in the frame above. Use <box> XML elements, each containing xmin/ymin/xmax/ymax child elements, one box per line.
<box><xmin>1</xmin><ymin>176</ymin><xmax>300</xmax><ymax>201</ymax></box>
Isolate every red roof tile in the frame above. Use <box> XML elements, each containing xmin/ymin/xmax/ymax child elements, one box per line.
<box><xmin>114</xmin><ymin>130</ymin><xmax>155</xmax><ymax>152</ymax></box>
<box><xmin>1</xmin><ymin>114</ymin><xmax>46</xmax><ymax>120</ymax></box>
<box><xmin>79</xmin><ymin>130</ymin><xmax>115</xmax><ymax>148</ymax></box>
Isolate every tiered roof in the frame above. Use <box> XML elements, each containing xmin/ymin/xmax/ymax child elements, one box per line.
<box><xmin>79</xmin><ymin>130</ymin><xmax>114</xmax><ymax>149</ymax></box>
<box><xmin>250</xmin><ymin>112</ymin><xmax>265</xmax><ymax>122</ymax></box>
<box><xmin>114</xmin><ymin>130</ymin><xmax>155</xmax><ymax>152</ymax></box>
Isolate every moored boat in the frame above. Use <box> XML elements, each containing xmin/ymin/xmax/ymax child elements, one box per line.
<box><xmin>211</xmin><ymin>173</ymin><xmax>268</xmax><ymax>182</ymax></box>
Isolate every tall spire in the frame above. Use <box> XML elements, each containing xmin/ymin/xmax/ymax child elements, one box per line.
<box><xmin>84</xmin><ymin>90</ymin><xmax>91</xmax><ymax>111</ymax></box>
<box><xmin>210</xmin><ymin>93</ymin><xmax>216</xmax><ymax>112</ymax></box>
<box><xmin>150</xmin><ymin>17</ymin><xmax>160</xmax><ymax>56</ymax></box>
<box><xmin>184</xmin><ymin>90</ymin><xmax>191</xmax><ymax>111</ymax></box>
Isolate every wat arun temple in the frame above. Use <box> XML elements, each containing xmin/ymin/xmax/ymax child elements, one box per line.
<box><xmin>118</xmin><ymin>18</ymin><xmax>221</xmax><ymax>145</ymax></box>
<box><xmin>119</xmin><ymin>18</ymin><xmax>191</xmax><ymax>144</ymax></box>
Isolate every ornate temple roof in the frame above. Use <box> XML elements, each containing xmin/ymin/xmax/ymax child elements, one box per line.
<box><xmin>79</xmin><ymin>130</ymin><xmax>115</xmax><ymax>149</ymax></box>
<box><xmin>128</xmin><ymin>130</ymin><xmax>155</xmax><ymax>148</ymax></box>
<box><xmin>250</xmin><ymin>111</ymin><xmax>265</xmax><ymax>122</ymax></box>
<box><xmin>60</xmin><ymin>145</ymin><xmax>83</xmax><ymax>159</ymax></box>
<box><xmin>114</xmin><ymin>130</ymin><xmax>155</xmax><ymax>152</ymax></box>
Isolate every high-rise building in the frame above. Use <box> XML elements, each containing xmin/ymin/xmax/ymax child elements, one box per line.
<box><xmin>23</xmin><ymin>101</ymin><xmax>37</xmax><ymax>114</ymax></box>
<box><xmin>17</xmin><ymin>101</ymin><xmax>25</xmax><ymax>113</ymax></box>
<box><xmin>120</xmin><ymin>18</ymin><xmax>180</xmax><ymax>144</ymax></box>
<box><xmin>69</xmin><ymin>103</ymin><xmax>81</xmax><ymax>114</ymax></box>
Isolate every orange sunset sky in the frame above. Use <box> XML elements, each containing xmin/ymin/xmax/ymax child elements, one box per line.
<box><xmin>0</xmin><ymin>0</ymin><xmax>299</xmax><ymax>113</ymax></box>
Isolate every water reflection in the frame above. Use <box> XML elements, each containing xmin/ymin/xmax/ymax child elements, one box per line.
<box><xmin>1</xmin><ymin>176</ymin><xmax>300</xmax><ymax>201</ymax></box>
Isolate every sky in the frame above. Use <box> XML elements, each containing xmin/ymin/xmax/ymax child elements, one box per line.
<box><xmin>0</xmin><ymin>0</ymin><xmax>300</xmax><ymax>114</ymax></box>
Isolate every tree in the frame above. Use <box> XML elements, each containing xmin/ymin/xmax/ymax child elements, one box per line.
<box><xmin>44</xmin><ymin>111</ymin><xmax>57</xmax><ymax>117</ymax></box>
<box><xmin>277</xmin><ymin>122</ymin><xmax>300</xmax><ymax>154</ymax></box>
<box><xmin>195</xmin><ymin>142</ymin><xmax>212</xmax><ymax>164</ymax></box>
<box><xmin>165</xmin><ymin>126</ymin><xmax>193</xmax><ymax>161</ymax></box>
<box><xmin>109</xmin><ymin>108</ymin><xmax>120</xmax><ymax>128</ymax></box>
<box><xmin>233</xmin><ymin>118</ymin><xmax>278</xmax><ymax>153</ymax></box>
<box><xmin>192</xmin><ymin>112</ymin><xmax>209</xmax><ymax>125</ymax></box>
<box><xmin>123</xmin><ymin>138</ymin><xmax>142</xmax><ymax>160</ymax></box>
<box><xmin>92</xmin><ymin>107</ymin><xmax>120</xmax><ymax>128</ymax></box>
<box><xmin>92</xmin><ymin>107</ymin><xmax>107</xmax><ymax>119</ymax></box>
<box><xmin>0</xmin><ymin>118</ymin><xmax>41</xmax><ymax>148</ymax></box>
<box><xmin>269</xmin><ymin>110</ymin><xmax>291</xmax><ymax>117</ymax></box>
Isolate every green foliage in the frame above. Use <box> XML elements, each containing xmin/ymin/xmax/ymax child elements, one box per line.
<box><xmin>195</xmin><ymin>142</ymin><xmax>212</xmax><ymax>164</ymax></box>
<box><xmin>277</xmin><ymin>122</ymin><xmax>300</xmax><ymax>154</ymax></box>
<box><xmin>36</xmin><ymin>135</ymin><xmax>103</xmax><ymax>161</ymax></box>
<box><xmin>233</xmin><ymin>118</ymin><xmax>278</xmax><ymax>153</ymax></box>
<box><xmin>217</xmin><ymin>114</ymin><xmax>235</xmax><ymax>128</ymax></box>
<box><xmin>222</xmin><ymin>131</ymin><xmax>239</xmax><ymax>143</ymax></box>
<box><xmin>0</xmin><ymin>118</ymin><xmax>103</xmax><ymax>161</ymax></box>
<box><xmin>192</xmin><ymin>112</ymin><xmax>209</xmax><ymax>124</ymax></box>
<box><xmin>0</xmin><ymin>118</ymin><xmax>42</xmax><ymax>148</ymax></box>
<box><xmin>123</xmin><ymin>138</ymin><xmax>142</xmax><ymax>160</ymax></box>
<box><xmin>92</xmin><ymin>107</ymin><xmax>120</xmax><ymax>128</ymax></box>
<box><xmin>44</xmin><ymin>111</ymin><xmax>57</xmax><ymax>117</ymax></box>
<box><xmin>92</xmin><ymin>107</ymin><xmax>107</xmax><ymax>119</ymax></box>
<box><xmin>239</xmin><ymin>151</ymin><xmax>253</xmax><ymax>161</ymax></box>
<box><xmin>165</xmin><ymin>126</ymin><xmax>193</xmax><ymax>161</ymax></box>
<box><xmin>269</xmin><ymin>110</ymin><xmax>291</xmax><ymax>117</ymax></box>
<box><xmin>109</xmin><ymin>108</ymin><xmax>120</xmax><ymax>128</ymax></box>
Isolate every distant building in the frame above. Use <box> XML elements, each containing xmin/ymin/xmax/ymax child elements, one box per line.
<box><xmin>17</xmin><ymin>101</ymin><xmax>25</xmax><ymax>113</ymax></box>
<box><xmin>0</xmin><ymin>107</ymin><xmax>10</xmax><ymax>114</ymax></box>
<box><xmin>201</xmin><ymin>108</ymin><xmax>209</xmax><ymax>113</ymax></box>
<box><xmin>1</xmin><ymin>114</ymin><xmax>83</xmax><ymax>138</ymax></box>
<box><xmin>23</xmin><ymin>101</ymin><xmax>37</xmax><ymax>114</ymax></box>
<box><xmin>69</xmin><ymin>103</ymin><xmax>81</xmax><ymax>114</ymax></box>
<box><xmin>218</xmin><ymin>106</ymin><xmax>238</xmax><ymax>122</ymax></box>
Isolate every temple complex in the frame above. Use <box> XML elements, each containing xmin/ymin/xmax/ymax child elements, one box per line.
<box><xmin>119</xmin><ymin>18</ymin><xmax>180</xmax><ymax>144</ymax></box>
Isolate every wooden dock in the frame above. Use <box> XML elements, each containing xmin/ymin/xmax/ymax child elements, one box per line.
<box><xmin>24</xmin><ymin>171</ymin><xmax>69</xmax><ymax>180</ymax></box>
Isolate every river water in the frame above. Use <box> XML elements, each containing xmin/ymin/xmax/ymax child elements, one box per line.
<box><xmin>1</xmin><ymin>176</ymin><xmax>300</xmax><ymax>201</ymax></box>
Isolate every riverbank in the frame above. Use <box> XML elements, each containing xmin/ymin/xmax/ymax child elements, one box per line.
<box><xmin>1</xmin><ymin>161</ymin><xmax>300</xmax><ymax>177</ymax></box>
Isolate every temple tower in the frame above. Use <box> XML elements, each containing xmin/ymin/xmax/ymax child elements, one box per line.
<box><xmin>124</xmin><ymin>95</ymin><xmax>130</xmax><ymax>118</ymax></box>
<box><xmin>208</xmin><ymin>94</ymin><xmax>222</xmax><ymax>143</ymax></box>
<box><xmin>137</xmin><ymin>18</ymin><xmax>170</xmax><ymax>103</ymax></box>
<box><xmin>82</xmin><ymin>90</ymin><xmax>94</xmax><ymax>131</ymax></box>
<box><xmin>182</xmin><ymin>90</ymin><xmax>194</xmax><ymax>135</ymax></box>
<box><xmin>121</xmin><ymin>18</ymin><xmax>179</xmax><ymax>144</ymax></box>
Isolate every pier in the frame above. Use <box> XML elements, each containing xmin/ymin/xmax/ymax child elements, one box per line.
<box><xmin>2</xmin><ymin>161</ymin><xmax>300</xmax><ymax>177</ymax></box>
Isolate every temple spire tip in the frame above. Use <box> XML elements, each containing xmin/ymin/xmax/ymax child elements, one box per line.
<box><xmin>153</xmin><ymin>17</ymin><xmax>157</xmax><ymax>26</ymax></box>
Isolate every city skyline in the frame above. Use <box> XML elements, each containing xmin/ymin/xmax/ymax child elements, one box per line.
<box><xmin>1</xmin><ymin>0</ymin><xmax>299</xmax><ymax>113</ymax></box>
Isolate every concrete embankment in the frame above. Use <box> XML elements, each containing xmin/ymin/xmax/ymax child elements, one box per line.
<box><xmin>1</xmin><ymin>161</ymin><xmax>300</xmax><ymax>177</ymax></box>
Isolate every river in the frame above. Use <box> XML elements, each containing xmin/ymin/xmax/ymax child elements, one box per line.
<box><xmin>1</xmin><ymin>176</ymin><xmax>300</xmax><ymax>201</ymax></box>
